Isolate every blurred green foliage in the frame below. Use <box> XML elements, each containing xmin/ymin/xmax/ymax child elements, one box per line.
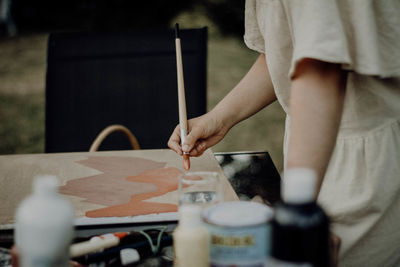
<box><xmin>0</xmin><ymin>92</ymin><xmax>44</xmax><ymax>154</ymax></box>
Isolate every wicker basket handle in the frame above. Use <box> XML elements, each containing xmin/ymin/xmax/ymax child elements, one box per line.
<box><xmin>89</xmin><ymin>124</ymin><xmax>141</xmax><ymax>152</ymax></box>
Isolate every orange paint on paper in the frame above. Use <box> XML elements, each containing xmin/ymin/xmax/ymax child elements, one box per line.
<box><xmin>86</xmin><ymin>167</ymin><xmax>183</xmax><ymax>217</ymax></box>
<box><xmin>59</xmin><ymin>156</ymin><xmax>183</xmax><ymax>218</ymax></box>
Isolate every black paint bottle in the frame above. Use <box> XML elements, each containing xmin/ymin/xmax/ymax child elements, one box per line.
<box><xmin>269</xmin><ymin>168</ymin><xmax>331</xmax><ymax>267</ymax></box>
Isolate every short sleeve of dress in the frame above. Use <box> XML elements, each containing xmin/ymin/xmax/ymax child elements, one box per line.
<box><xmin>244</xmin><ymin>0</ymin><xmax>265</xmax><ymax>54</ymax></box>
<box><xmin>283</xmin><ymin>0</ymin><xmax>400</xmax><ymax>78</ymax></box>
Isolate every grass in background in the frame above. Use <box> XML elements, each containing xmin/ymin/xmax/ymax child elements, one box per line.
<box><xmin>0</xmin><ymin>92</ymin><xmax>44</xmax><ymax>154</ymax></box>
<box><xmin>0</xmin><ymin>16</ymin><xmax>285</xmax><ymax>170</ymax></box>
<box><xmin>0</xmin><ymin>34</ymin><xmax>46</xmax><ymax>154</ymax></box>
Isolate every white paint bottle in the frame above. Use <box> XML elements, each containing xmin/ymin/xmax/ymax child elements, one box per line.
<box><xmin>15</xmin><ymin>175</ymin><xmax>74</xmax><ymax>267</ymax></box>
<box><xmin>173</xmin><ymin>205</ymin><xmax>209</xmax><ymax>267</ymax></box>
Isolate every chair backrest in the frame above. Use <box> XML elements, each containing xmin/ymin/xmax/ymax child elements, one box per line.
<box><xmin>45</xmin><ymin>28</ymin><xmax>207</xmax><ymax>152</ymax></box>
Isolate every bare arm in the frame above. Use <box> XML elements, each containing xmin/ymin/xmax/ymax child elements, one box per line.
<box><xmin>287</xmin><ymin>58</ymin><xmax>347</xmax><ymax>194</ymax></box>
<box><xmin>210</xmin><ymin>53</ymin><xmax>276</xmax><ymax>130</ymax></box>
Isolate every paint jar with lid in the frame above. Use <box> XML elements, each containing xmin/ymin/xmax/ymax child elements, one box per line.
<box><xmin>203</xmin><ymin>201</ymin><xmax>273</xmax><ymax>267</ymax></box>
<box><xmin>15</xmin><ymin>175</ymin><xmax>74</xmax><ymax>267</ymax></box>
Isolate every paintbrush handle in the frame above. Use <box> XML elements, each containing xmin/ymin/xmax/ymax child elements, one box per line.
<box><xmin>175</xmin><ymin>24</ymin><xmax>191</xmax><ymax>170</ymax></box>
<box><xmin>70</xmin><ymin>234</ymin><xmax>120</xmax><ymax>258</ymax></box>
<box><xmin>175</xmin><ymin>37</ymin><xmax>188</xmax><ymax>145</ymax></box>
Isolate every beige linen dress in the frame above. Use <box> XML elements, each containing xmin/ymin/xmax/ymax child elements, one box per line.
<box><xmin>244</xmin><ymin>0</ymin><xmax>400</xmax><ymax>266</ymax></box>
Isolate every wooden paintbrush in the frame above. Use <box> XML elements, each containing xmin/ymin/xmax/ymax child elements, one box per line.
<box><xmin>175</xmin><ymin>23</ymin><xmax>190</xmax><ymax>170</ymax></box>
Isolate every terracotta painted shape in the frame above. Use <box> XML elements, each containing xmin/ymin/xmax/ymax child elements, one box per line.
<box><xmin>59</xmin><ymin>156</ymin><xmax>183</xmax><ymax>218</ymax></box>
<box><xmin>86</xmin><ymin>167</ymin><xmax>183</xmax><ymax>218</ymax></box>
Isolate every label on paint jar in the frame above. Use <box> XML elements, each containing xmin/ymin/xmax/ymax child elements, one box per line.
<box><xmin>203</xmin><ymin>201</ymin><xmax>273</xmax><ymax>267</ymax></box>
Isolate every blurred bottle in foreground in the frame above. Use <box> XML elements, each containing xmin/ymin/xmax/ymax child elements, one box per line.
<box><xmin>269</xmin><ymin>168</ymin><xmax>331</xmax><ymax>267</ymax></box>
<box><xmin>15</xmin><ymin>175</ymin><xmax>74</xmax><ymax>267</ymax></box>
<box><xmin>173</xmin><ymin>205</ymin><xmax>209</xmax><ymax>267</ymax></box>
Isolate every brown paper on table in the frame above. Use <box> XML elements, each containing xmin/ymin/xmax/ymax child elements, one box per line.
<box><xmin>0</xmin><ymin>149</ymin><xmax>237</xmax><ymax>226</ymax></box>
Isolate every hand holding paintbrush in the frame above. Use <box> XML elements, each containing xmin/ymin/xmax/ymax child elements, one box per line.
<box><xmin>175</xmin><ymin>23</ymin><xmax>191</xmax><ymax>170</ymax></box>
<box><xmin>169</xmin><ymin>24</ymin><xmax>229</xmax><ymax>165</ymax></box>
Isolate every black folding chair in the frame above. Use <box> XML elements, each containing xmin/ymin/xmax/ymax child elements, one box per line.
<box><xmin>45</xmin><ymin>28</ymin><xmax>207</xmax><ymax>152</ymax></box>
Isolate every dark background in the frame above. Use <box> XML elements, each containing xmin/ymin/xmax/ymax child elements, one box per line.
<box><xmin>6</xmin><ymin>0</ymin><xmax>245</xmax><ymax>37</ymax></box>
